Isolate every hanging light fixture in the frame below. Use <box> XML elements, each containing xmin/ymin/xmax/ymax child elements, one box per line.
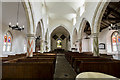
<box><xmin>108</xmin><ymin>24</ymin><xmax>120</xmax><ymax>30</ymax></box>
<box><xmin>9</xmin><ymin>2</ymin><xmax>24</xmax><ymax>31</ymax></box>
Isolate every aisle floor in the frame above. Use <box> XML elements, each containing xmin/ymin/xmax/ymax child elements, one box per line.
<box><xmin>54</xmin><ymin>53</ymin><xmax>77</xmax><ymax>80</ymax></box>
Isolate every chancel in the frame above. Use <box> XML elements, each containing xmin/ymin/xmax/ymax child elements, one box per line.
<box><xmin>1</xmin><ymin>0</ymin><xmax>120</xmax><ymax>80</ymax></box>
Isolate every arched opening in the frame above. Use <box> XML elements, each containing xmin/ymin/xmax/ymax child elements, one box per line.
<box><xmin>81</xmin><ymin>21</ymin><xmax>92</xmax><ymax>52</ymax></box>
<box><xmin>35</xmin><ymin>22</ymin><xmax>42</xmax><ymax>52</ymax></box>
<box><xmin>51</xmin><ymin>26</ymin><xmax>70</xmax><ymax>52</ymax></box>
<box><xmin>3</xmin><ymin>31</ymin><xmax>13</xmax><ymax>52</ymax></box>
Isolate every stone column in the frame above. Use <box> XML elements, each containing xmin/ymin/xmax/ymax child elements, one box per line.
<box><xmin>44</xmin><ymin>40</ymin><xmax>48</xmax><ymax>52</ymax></box>
<box><xmin>92</xmin><ymin>33</ymin><xmax>100</xmax><ymax>56</ymax></box>
<box><xmin>40</xmin><ymin>39</ymin><xmax>44</xmax><ymax>53</ymax></box>
<box><xmin>27</xmin><ymin>34</ymin><xmax>35</xmax><ymax>57</ymax></box>
<box><xmin>79</xmin><ymin>39</ymin><xmax>82</xmax><ymax>53</ymax></box>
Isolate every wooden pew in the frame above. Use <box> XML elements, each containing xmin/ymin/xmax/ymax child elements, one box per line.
<box><xmin>75</xmin><ymin>61</ymin><xmax>120</xmax><ymax>78</ymax></box>
<box><xmin>33</xmin><ymin>55</ymin><xmax>56</xmax><ymax>60</ymax></box>
<box><xmin>2</xmin><ymin>54</ymin><xmax>26</xmax><ymax>62</ymax></box>
<box><xmin>65</xmin><ymin>52</ymin><xmax>93</xmax><ymax>63</ymax></box>
<box><xmin>2</xmin><ymin>61</ymin><xmax>55</xmax><ymax>80</ymax></box>
<box><xmin>2</xmin><ymin>52</ymin><xmax>57</xmax><ymax>80</ymax></box>
<box><xmin>100</xmin><ymin>54</ymin><xmax>113</xmax><ymax>58</ymax></box>
<box><xmin>72</xmin><ymin>57</ymin><xmax>111</xmax><ymax>68</ymax></box>
<box><xmin>70</xmin><ymin>56</ymin><xmax>100</xmax><ymax>65</ymax></box>
<box><xmin>65</xmin><ymin>52</ymin><xmax>120</xmax><ymax>78</ymax></box>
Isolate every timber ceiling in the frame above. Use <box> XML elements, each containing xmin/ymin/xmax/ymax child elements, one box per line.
<box><xmin>100</xmin><ymin>1</ymin><xmax>120</xmax><ymax>32</ymax></box>
<box><xmin>84</xmin><ymin>1</ymin><xmax>120</xmax><ymax>34</ymax></box>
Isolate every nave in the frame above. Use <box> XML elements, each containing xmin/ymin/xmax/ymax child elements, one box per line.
<box><xmin>1</xmin><ymin>0</ymin><xmax>120</xmax><ymax>80</ymax></box>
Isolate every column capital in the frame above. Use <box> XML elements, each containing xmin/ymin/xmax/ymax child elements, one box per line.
<box><xmin>27</xmin><ymin>34</ymin><xmax>35</xmax><ymax>38</ymax></box>
<box><xmin>77</xmin><ymin>39</ymin><xmax>82</xmax><ymax>43</ymax></box>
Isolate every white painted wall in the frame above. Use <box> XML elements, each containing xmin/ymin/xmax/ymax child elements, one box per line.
<box><xmin>2</xmin><ymin>24</ymin><xmax>27</xmax><ymax>57</ymax></box>
<box><xmin>0</xmin><ymin>1</ymin><xmax>2</xmax><ymax>57</ymax></box>
<box><xmin>82</xmin><ymin>32</ymin><xmax>92</xmax><ymax>52</ymax></box>
<box><xmin>98</xmin><ymin>28</ymin><xmax>118</xmax><ymax>55</ymax></box>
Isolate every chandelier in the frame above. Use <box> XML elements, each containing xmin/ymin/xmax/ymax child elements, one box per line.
<box><xmin>9</xmin><ymin>2</ymin><xmax>24</xmax><ymax>31</ymax></box>
<box><xmin>108</xmin><ymin>24</ymin><xmax>120</xmax><ymax>30</ymax></box>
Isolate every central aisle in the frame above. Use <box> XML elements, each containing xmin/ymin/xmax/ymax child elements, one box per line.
<box><xmin>54</xmin><ymin>53</ymin><xmax>77</xmax><ymax>80</ymax></box>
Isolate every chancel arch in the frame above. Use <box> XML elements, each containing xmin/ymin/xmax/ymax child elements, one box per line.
<box><xmin>51</xmin><ymin>26</ymin><xmax>70</xmax><ymax>52</ymax></box>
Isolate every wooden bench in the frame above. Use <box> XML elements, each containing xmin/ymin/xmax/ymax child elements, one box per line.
<box><xmin>33</xmin><ymin>55</ymin><xmax>56</xmax><ymax>59</ymax></box>
<box><xmin>17</xmin><ymin>57</ymin><xmax>56</xmax><ymax>69</ymax></box>
<box><xmin>2</xmin><ymin>54</ymin><xmax>26</xmax><ymax>62</ymax></box>
<box><xmin>2</xmin><ymin>52</ymin><xmax>57</xmax><ymax>80</ymax></box>
<box><xmin>75</xmin><ymin>61</ymin><xmax>120</xmax><ymax>78</ymax></box>
<box><xmin>65</xmin><ymin>52</ymin><xmax>93</xmax><ymax>63</ymax></box>
<box><xmin>72</xmin><ymin>57</ymin><xmax>111</xmax><ymax>68</ymax></box>
<box><xmin>70</xmin><ymin>56</ymin><xmax>100</xmax><ymax>65</ymax></box>
<box><xmin>2</xmin><ymin>61</ymin><xmax>55</xmax><ymax>80</ymax></box>
<box><xmin>100</xmin><ymin>54</ymin><xmax>113</xmax><ymax>58</ymax></box>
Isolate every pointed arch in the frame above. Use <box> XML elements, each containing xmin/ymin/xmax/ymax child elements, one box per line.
<box><xmin>92</xmin><ymin>0</ymin><xmax>110</xmax><ymax>33</ymax></box>
<box><xmin>51</xmin><ymin>26</ymin><xmax>70</xmax><ymax>51</ymax></box>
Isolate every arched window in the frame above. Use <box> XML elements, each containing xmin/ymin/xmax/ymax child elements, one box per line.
<box><xmin>3</xmin><ymin>31</ymin><xmax>12</xmax><ymax>52</ymax></box>
<box><xmin>112</xmin><ymin>31</ymin><xmax>119</xmax><ymax>52</ymax></box>
<box><xmin>57</xmin><ymin>39</ymin><xmax>62</xmax><ymax>48</ymax></box>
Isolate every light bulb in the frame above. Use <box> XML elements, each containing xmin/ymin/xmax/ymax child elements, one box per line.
<box><xmin>9</xmin><ymin>22</ymin><xmax>11</xmax><ymax>25</ymax></box>
<box><xmin>17</xmin><ymin>22</ymin><xmax>19</xmax><ymax>25</ymax></box>
<box><xmin>23</xmin><ymin>25</ymin><xmax>24</xmax><ymax>28</ymax></box>
<box><xmin>108</xmin><ymin>26</ymin><xmax>111</xmax><ymax>29</ymax></box>
<box><xmin>111</xmin><ymin>24</ymin><xmax>113</xmax><ymax>27</ymax></box>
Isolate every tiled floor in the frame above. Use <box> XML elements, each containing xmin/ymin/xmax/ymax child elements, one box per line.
<box><xmin>54</xmin><ymin>53</ymin><xmax>77</xmax><ymax>80</ymax></box>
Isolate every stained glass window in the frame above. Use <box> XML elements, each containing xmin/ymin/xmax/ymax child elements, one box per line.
<box><xmin>3</xmin><ymin>31</ymin><xmax>12</xmax><ymax>52</ymax></box>
<box><xmin>112</xmin><ymin>32</ymin><xmax>119</xmax><ymax>52</ymax></box>
<box><xmin>57</xmin><ymin>39</ymin><xmax>62</xmax><ymax>48</ymax></box>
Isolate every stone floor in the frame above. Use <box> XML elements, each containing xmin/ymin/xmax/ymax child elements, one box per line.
<box><xmin>54</xmin><ymin>53</ymin><xmax>77</xmax><ymax>80</ymax></box>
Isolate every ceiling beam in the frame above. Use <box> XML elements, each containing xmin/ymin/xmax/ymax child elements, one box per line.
<box><xmin>107</xmin><ymin>7</ymin><xmax>120</xmax><ymax>18</ymax></box>
<box><xmin>101</xmin><ymin>21</ymin><xmax>109</xmax><ymax>26</ymax></box>
<box><xmin>103</xmin><ymin>18</ymin><xmax>120</xmax><ymax>21</ymax></box>
<box><xmin>101</xmin><ymin>23</ymin><xmax>108</xmax><ymax>27</ymax></box>
<box><xmin>100</xmin><ymin>26</ymin><xmax>108</xmax><ymax>32</ymax></box>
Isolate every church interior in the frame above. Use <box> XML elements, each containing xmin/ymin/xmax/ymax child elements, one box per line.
<box><xmin>1</xmin><ymin>0</ymin><xmax>120</xmax><ymax>80</ymax></box>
